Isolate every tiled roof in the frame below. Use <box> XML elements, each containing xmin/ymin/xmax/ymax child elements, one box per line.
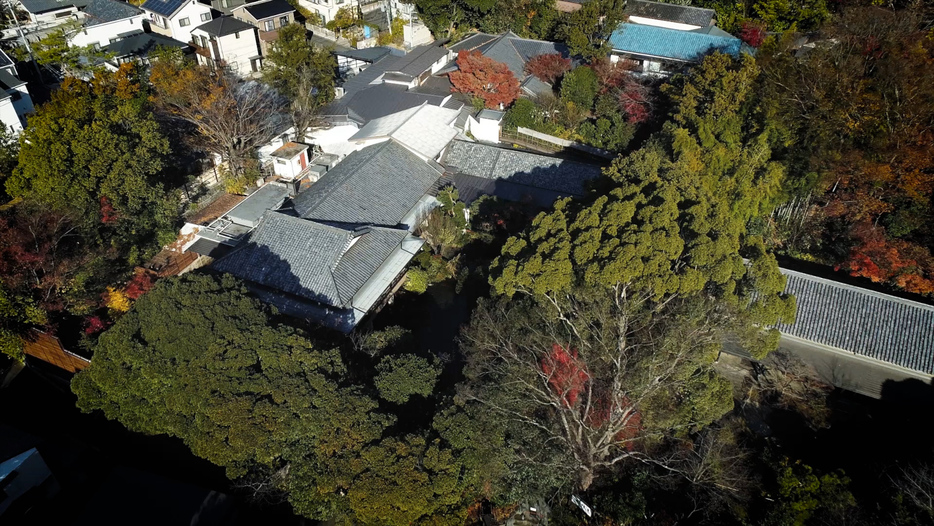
<box><xmin>349</xmin><ymin>103</ymin><xmax>460</xmax><ymax>159</ymax></box>
<box><xmin>293</xmin><ymin>140</ymin><xmax>442</xmax><ymax>226</ymax></box>
<box><xmin>194</xmin><ymin>15</ymin><xmax>255</xmax><ymax>37</ymax></box>
<box><xmin>212</xmin><ymin>212</ymin><xmax>408</xmax><ymax>308</ymax></box>
<box><xmin>141</xmin><ymin>0</ymin><xmax>186</xmax><ymax>18</ymax></box>
<box><xmin>441</xmin><ymin>140</ymin><xmax>602</xmax><ymax>196</ymax></box>
<box><xmin>627</xmin><ymin>0</ymin><xmax>715</xmax><ymax>27</ymax></box>
<box><xmin>775</xmin><ymin>268</ymin><xmax>934</xmax><ymax>375</ymax></box>
<box><xmin>389</xmin><ymin>41</ymin><xmax>449</xmax><ymax>76</ymax></box>
<box><xmin>83</xmin><ymin>0</ymin><xmax>142</xmax><ymax>26</ymax></box>
<box><xmin>242</xmin><ymin>0</ymin><xmax>293</xmax><ymax>19</ymax></box>
<box><xmin>334</xmin><ymin>46</ymin><xmax>391</xmax><ymax>63</ymax></box>
<box><xmin>609</xmin><ymin>23</ymin><xmax>741</xmax><ymax>62</ymax></box>
<box><xmin>104</xmin><ymin>31</ymin><xmax>190</xmax><ymax>57</ymax></box>
<box><xmin>18</xmin><ymin>0</ymin><xmax>89</xmax><ymax>14</ymax></box>
<box><xmin>448</xmin><ymin>32</ymin><xmax>570</xmax><ymax>86</ymax></box>
<box><xmin>347</xmin><ymin>83</ymin><xmax>446</xmax><ymax>124</ymax></box>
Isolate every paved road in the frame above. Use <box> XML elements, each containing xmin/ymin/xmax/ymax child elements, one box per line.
<box><xmin>776</xmin><ymin>334</ymin><xmax>932</xmax><ymax>399</ymax></box>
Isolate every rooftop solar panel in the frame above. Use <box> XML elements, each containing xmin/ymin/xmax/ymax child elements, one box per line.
<box><xmin>142</xmin><ymin>0</ymin><xmax>186</xmax><ymax>18</ymax></box>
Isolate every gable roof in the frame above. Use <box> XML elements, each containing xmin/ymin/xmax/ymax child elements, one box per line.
<box><xmin>241</xmin><ymin>0</ymin><xmax>293</xmax><ymax>20</ymax></box>
<box><xmin>609</xmin><ymin>23</ymin><xmax>741</xmax><ymax>62</ymax></box>
<box><xmin>104</xmin><ymin>31</ymin><xmax>190</xmax><ymax>57</ymax></box>
<box><xmin>626</xmin><ymin>0</ymin><xmax>715</xmax><ymax>27</ymax></box>
<box><xmin>293</xmin><ymin>140</ymin><xmax>443</xmax><ymax>226</ymax></box>
<box><xmin>194</xmin><ymin>15</ymin><xmax>255</xmax><ymax>36</ymax></box>
<box><xmin>140</xmin><ymin>0</ymin><xmax>188</xmax><ymax>18</ymax></box>
<box><xmin>349</xmin><ymin>103</ymin><xmax>460</xmax><ymax>159</ymax></box>
<box><xmin>334</xmin><ymin>46</ymin><xmax>392</xmax><ymax>63</ymax></box>
<box><xmin>347</xmin><ymin>82</ymin><xmax>447</xmax><ymax>123</ymax></box>
<box><xmin>775</xmin><ymin>268</ymin><xmax>934</xmax><ymax>375</ymax></box>
<box><xmin>0</xmin><ymin>69</ymin><xmax>26</xmax><ymax>92</ymax></box>
<box><xmin>448</xmin><ymin>31</ymin><xmax>570</xmax><ymax>86</ymax></box>
<box><xmin>212</xmin><ymin>212</ymin><xmax>409</xmax><ymax>308</ymax></box>
<box><xmin>442</xmin><ymin>140</ymin><xmax>602</xmax><ymax>196</ymax></box>
<box><xmin>388</xmin><ymin>41</ymin><xmax>450</xmax><ymax>77</ymax></box>
<box><xmin>83</xmin><ymin>0</ymin><xmax>142</xmax><ymax>25</ymax></box>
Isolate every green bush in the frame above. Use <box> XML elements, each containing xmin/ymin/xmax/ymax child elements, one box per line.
<box><xmin>560</xmin><ymin>66</ymin><xmax>599</xmax><ymax>110</ymax></box>
<box><xmin>374</xmin><ymin>354</ymin><xmax>441</xmax><ymax>403</ymax></box>
<box><xmin>404</xmin><ymin>268</ymin><xmax>429</xmax><ymax>293</ymax></box>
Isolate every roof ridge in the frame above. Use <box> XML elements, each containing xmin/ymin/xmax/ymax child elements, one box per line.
<box><xmin>780</xmin><ymin>267</ymin><xmax>934</xmax><ymax>312</ymax></box>
<box><xmin>301</xmin><ymin>142</ymin><xmax>388</xmax><ymax>217</ymax></box>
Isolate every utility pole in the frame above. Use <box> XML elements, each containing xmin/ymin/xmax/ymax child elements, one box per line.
<box><xmin>4</xmin><ymin>0</ymin><xmax>43</xmax><ymax>80</ymax></box>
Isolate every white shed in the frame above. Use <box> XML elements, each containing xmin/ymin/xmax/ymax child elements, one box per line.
<box><xmin>270</xmin><ymin>142</ymin><xmax>310</xmax><ymax>179</ymax></box>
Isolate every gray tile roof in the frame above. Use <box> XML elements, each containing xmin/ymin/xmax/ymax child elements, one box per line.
<box><xmin>441</xmin><ymin>140</ymin><xmax>602</xmax><ymax>196</ymax></box>
<box><xmin>104</xmin><ymin>31</ymin><xmax>189</xmax><ymax>57</ymax></box>
<box><xmin>448</xmin><ymin>32</ymin><xmax>570</xmax><ymax>84</ymax></box>
<box><xmin>140</xmin><ymin>0</ymin><xmax>185</xmax><ymax>18</ymax></box>
<box><xmin>775</xmin><ymin>268</ymin><xmax>934</xmax><ymax>375</ymax></box>
<box><xmin>18</xmin><ymin>0</ymin><xmax>89</xmax><ymax>13</ymax></box>
<box><xmin>389</xmin><ymin>41</ymin><xmax>450</xmax><ymax>76</ymax></box>
<box><xmin>83</xmin><ymin>0</ymin><xmax>141</xmax><ymax>26</ymax></box>
<box><xmin>194</xmin><ymin>15</ymin><xmax>255</xmax><ymax>37</ymax></box>
<box><xmin>347</xmin><ymin>83</ymin><xmax>446</xmax><ymax>123</ymax></box>
<box><xmin>212</xmin><ymin>211</ymin><xmax>409</xmax><ymax>308</ymax></box>
<box><xmin>626</xmin><ymin>0</ymin><xmax>716</xmax><ymax>27</ymax></box>
<box><xmin>334</xmin><ymin>46</ymin><xmax>391</xmax><ymax>63</ymax></box>
<box><xmin>242</xmin><ymin>0</ymin><xmax>292</xmax><ymax>19</ymax></box>
<box><xmin>293</xmin><ymin>140</ymin><xmax>443</xmax><ymax>226</ymax></box>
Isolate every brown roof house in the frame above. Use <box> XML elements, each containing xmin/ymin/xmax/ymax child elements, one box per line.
<box><xmin>231</xmin><ymin>0</ymin><xmax>296</xmax><ymax>55</ymax></box>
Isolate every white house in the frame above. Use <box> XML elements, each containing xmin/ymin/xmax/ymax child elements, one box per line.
<box><xmin>16</xmin><ymin>0</ymin><xmax>88</xmax><ymax>25</ymax></box>
<box><xmin>141</xmin><ymin>0</ymin><xmax>213</xmax><ymax>44</ymax></box>
<box><xmin>297</xmin><ymin>0</ymin><xmax>355</xmax><ymax>26</ymax></box>
<box><xmin>69</xmin><ymin>0</ymin><xmax>146</xmax><ymax>48</ymax></box>
<box><xmin>190</xmin><ymin>16</ymin><xmax>262</xmax><ymax>76</ymax></box>
<box><xmin>269</xmin><ymin>142</ymin><xmax>312</xmax><ymax>179</ymax></box>
<box><xmin>0</xmin><ymin>50</ymin><xmax>35</xmax><ymax>135</ymax></box>
<box><xmin>231</xmin><ymin>0</ymin><xmax>296</xmax><ymax>55</ymax></box>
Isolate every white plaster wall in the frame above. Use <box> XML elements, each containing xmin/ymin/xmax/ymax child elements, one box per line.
<box><xmin>0</xmin><ymin>97</ymin><xmax>24</xmax><ymax>134</ymax></box>
<box><xmin>146</xmin><ymin>1</ymin><xmax>212</xmax><ymax>43</ymax></box>
<box><xmin>306</xmin><ymin>124</ymin><xmax>360</xmax><ymax>157</ymax></box>
<box><xmin>69</xmin><ymin>15</ymin><xmax>146</xmax><ymax>47</ymax></box>
<box><xmin>467</xmin><ymin>115</ymin><xmax>501</xmax><ymax>143</ymax></box>
<box><xmin>30</xmin><ymin>7</ymin><xmax>78</xmax><ymax>24</ymax></box>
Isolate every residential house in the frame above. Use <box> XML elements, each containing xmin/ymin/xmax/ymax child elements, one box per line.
<box><xmin>608</xmin><ymin>23</ymin><xmax>742</xmax><ymax>75</ymax></box>
<box><xmin>334</xmin><ymin>46</ymin><xmax>392</xmax><ymax>77</ymax></box>
<box><xmin>16</xmin><ymin>0</ymin><xmax>88</xmax><ymax>24</ymax></box>
<box><xmin>141</xmin><ymin>0</ymin><xmax>213</xmax><ymax>45</ymax></box>
<box><xmin>447</xmin><ymin>32</ymin><xmax>572</xmax><ymax>97</ymax></box>
<box><xmin>322</xmin><ymin>43</ymin><xmax>468</xmax><ymax>126</ymax></box>
<box><xmin>200</xmin><ymin>0</ymin><xmax>248</xmax><ymax>14</ymax></box>
<box><xmin>440</xmin><ymin>140</ymin><xmax>602</xmax><ymax>207</ymax></box>
<box><xmin>0</xmin><ymin>49</ymin><xmax>35</xmax><ymax>135</ymax></box>
<box><xmin>381</xmin><ymin>40</ymin><xmax>451</xmax><ymax>89</ymax></box>
<box><xmin>298</xmin><ymin>0</ymin><xmax>356</xmax><ymax>26</ymax></box>
<box><xmin>292</xmin><ymin>139</ymin><xmax>443</xmax><ymax>230</ymax></box>
<box><xmin>625</xmin><ymin>0</ymin><xmax>716</xmax><ymax>31</ymax></box>
<box><xmin>68</xmin><ymin>0</ymin><xmax>146</xmax><ymax>48</ymax></box>
<box><xmin>348</xmin><ymin>102</ymin><xmax>461</xmax><ymax>161</ymax></box>
<box><xmin>103</xmin><ymin>31</ymin><xmax>192</xmax><ymax>69</ymax></box>
<box><xmin>212</xmin><ymin>211</ymin><xmax>424</xmax><ymax>332</ymax></box>
<box><xmin>191</xmin><ymin>16</ymin><xmax>263</xmax><ymax>76</ymax></box>
<box><xmin>231</xmin><ymin>0</ymin><xmax>295</xmax><ymax>55</ymax></box>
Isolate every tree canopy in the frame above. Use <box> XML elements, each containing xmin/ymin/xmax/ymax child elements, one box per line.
<box><xmin>450</xmin><ymin>50</ymin><xmax>521</xmax><ymax>109</ymax></box>
<box><xmin>5</xmin><ymin>65</ymin><xmax>178</xmax><ymax>253</ymax></box>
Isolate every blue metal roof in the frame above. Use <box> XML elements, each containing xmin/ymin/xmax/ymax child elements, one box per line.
<box><xmin>608</xmin><ymin>23</ymin><xmax>741</xmax><ymax>62</ymax></box>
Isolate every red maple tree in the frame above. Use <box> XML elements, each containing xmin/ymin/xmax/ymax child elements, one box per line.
<box><xmin>541</xmin><ymin>343</ymin><xmax>590</xmax><ymax>407</ymax></box>
<box><xmin>100</xmin><ymin>196</ymin><xmax>119</xmax><ymax>224</ymax></box>
<box><xmin>524</xmin><ymin>53</ymin><xmax>571</xmax><ymax>84</ymax></box>
<box><xmin>838</xmin><ymin>222</ymin><xmax>934</xmax><ymax>295</ymax></box>
<box><xmin>739</xmin><ymin>21</ymin><xmax>766</xmax><ymax>48</ymax></box>
<box><xmin>449</xmin><ymin>50</ymin><xmax>520</xmax><ymax>109</ymax></box>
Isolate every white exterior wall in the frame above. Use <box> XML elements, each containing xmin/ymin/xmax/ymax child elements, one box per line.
<box><xmin>69</xmin><ymin>15</ymin><xmax>146</xmax><ymax>48</ymax></box>
<box><xmin>146</xmin><ymin>0</ymin><xmax>213</xmax><ymax>43</ymax></box>
<box><xmin>28</xmin><ymin>7</ymin><xmax>78</xmax><ymax>24</ymax></box>
<box><xmin>192</xmin><ymin>27</ymin><xmax>261</xmax><ymax>76</ymax></box>
<box><xmin>627</xmin><ymin>16</ymin><xmax>701</xmax><ymax>31</ymax></box>
<box><xmin>298</xmin><ymin>0</ymin><xmax>357</xmax><ymax>25</ymax></box>
<box><xmin>467</xmin><ymin>115</ymin><xmax>501</xmax><ymax>143</ymax></box>
<box><xmin>0</xmin><ymin>97</ymin><xmax>24</xmax><ymax>134</ymax></box>
<box><xmin>402</xmin><ymin>21</ymin><xmax>432</xmax><ymax>48</ymax></box>
<box><xmin>272</xmin><ymin>151</ymin><xmax>308</xmax><ymax>179</ymax></box>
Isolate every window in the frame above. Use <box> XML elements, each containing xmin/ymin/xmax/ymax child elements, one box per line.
<box><xmin>276</xmin><ymin>159</ymin><xmax>287</xmax><ymax>165</ymax></box>
<box><xmin>55</xmin><ymin>10</ymin><xmax>72</xmax><ymax>18</ymax></box>
<box><xmin>264</xmin><ymin>20</ymin><xmax>275</xmax><ymax>31</ymax></box>
<box><xmin>251</xmin><ymin>58</ymin><xmax>259</xmax><ymax>72</ymax></box>
<box><xmin>201</xmin><ymin>35</ymin><xmax>209</xmax><ymax>48</ymax></box>
<box><xmin>235</xmin><ymin>31</ymin><xmax>240</xmax><ymax>38</ymax></box>
<box><xmin>279</xmin><ymin>16</ymin><xmax>288</xmax><ymax>27</ymax></box>
<box><xmin>179</xmin><ymin>17</ymin><xmax>190</xmax><ymax>26</ymax></box>
<box><xmin>200</xmin><ymin>12</ymin><xmax>211</xmax><ymax>21</ymax></box>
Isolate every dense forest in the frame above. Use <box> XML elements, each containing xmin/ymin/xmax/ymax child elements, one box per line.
<box><xmin>2</xmin><ymin>0</ymin><xmax>933</xmax><ymax>524</ymax></box>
